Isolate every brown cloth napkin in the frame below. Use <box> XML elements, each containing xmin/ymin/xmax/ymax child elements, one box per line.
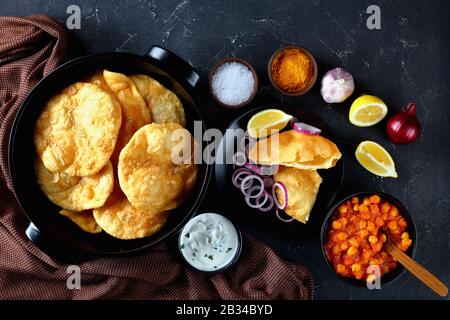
<box><xmin>0</xmin><ymin>14</ymin><xmax>314</xmax><ymax>300</ymax></box>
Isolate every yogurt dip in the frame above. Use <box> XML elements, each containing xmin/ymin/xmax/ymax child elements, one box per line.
<box><xmin>179</xmin><ymin>213</ymin><xmax>240</xmax><ymax>272</ymax></box>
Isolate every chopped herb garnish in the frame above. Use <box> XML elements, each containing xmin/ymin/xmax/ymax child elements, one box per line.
<box><xmin>180</xmin><ymin>244</ymin><xmax>185</xmax><ymax>249</ymax></box>
<box><xmin>204</xmin><ymin>254</ymin><xmax>207</xmax><ymax>257</ymax></box>
<box><xmin>185</xmin><ymin>233</ymin><xmax>190</xmax><ymax>238</ymax></box>
<box><xmin>226</xmin><ymin>247</ymin><xmax>232</xmax><ymax>253</ymax></box>
<box><xmin>207</xmin><ymin>255</ymin><xmax>214</xmax><ymax>260</ymax></box>
<box><xmin>214</xmin><ymin>266</ymin><xmax>217</xmax><ymax>269</ymax></box>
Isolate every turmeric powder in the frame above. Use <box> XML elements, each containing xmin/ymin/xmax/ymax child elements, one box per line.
<box><xmin>270</xmin><ymin>48</ymin><xmax>314</xmax><ymax>93</ymax></box>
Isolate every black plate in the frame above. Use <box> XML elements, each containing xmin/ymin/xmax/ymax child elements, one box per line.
<box><xmin>320</xmin><ymin>191</ymin><xmax>417</xmax><ymax>287</ymax></box>
<box><xmin>215</xmin><ymin>105</ymin><xmax>344</xmax><ymax>239</ymax></box>
<box><xmin>8</xmin><ymin>47</ymin><xmax>211</xmax><ymax>261</ymax></box>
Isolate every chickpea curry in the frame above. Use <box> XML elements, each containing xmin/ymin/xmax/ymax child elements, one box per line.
<box><xmin>324</xmin><ymin>195</ymin><xmax>413</xmax><ymax>281</ymax></box>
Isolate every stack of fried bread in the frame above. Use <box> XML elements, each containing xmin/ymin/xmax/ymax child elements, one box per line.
<box><xmin>248</xmin><ymin>130</ymin><xmax>341</xmax><ymax>223</ymax></box>
<box><xmin>34</xmin><ymin>70</ymin><xmax>197</xmax><ymax>239</ymax></box>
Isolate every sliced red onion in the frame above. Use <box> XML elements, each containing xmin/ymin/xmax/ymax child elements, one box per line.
<box><xmin>272</xmin><ymin>181</ymin><xmax>288</xmax><ymax>210</ymax></box>
<box><xmin>292</xmin><ymin>122</ymin><xmax>322</xmax><ymax>136</ymax></box>
<box><xmin>231</xmin><ymin>168</ymin><xmax>252</xmax><ymax>188</ymax></box>
<box><xmin>244</xmin><ymin>162</ymin><xmax>262</xmax><ymax>174</ymax></box>
<box><xmin>275</xmin><ymin>208</ymin><xmax>294</xmax><ymax>223</ymax></box>
<box><xmin>240</xmin><ymin>174</ymin><xmax>264</xmax><ymax>198</ymax></box>
<box><xmin>245</xmin><ymin>189</ymin><xmax>269</xmax><ymax>209</ymax></box>
<box><xmin>258</xmin><ymin>191</ymin><xmax>274</xmax><ymax>212</ymax></box>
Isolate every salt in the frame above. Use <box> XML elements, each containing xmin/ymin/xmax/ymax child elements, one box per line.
<box><xmin>211</xmin><ymin>62</ymin><xmax>255</xmax><ymax>106</ymax></box>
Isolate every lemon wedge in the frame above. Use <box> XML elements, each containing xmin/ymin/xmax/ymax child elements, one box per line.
<box><xmin>355</xmin><ymin>141</ymin><xmax>398</xmax><ymax>178</ymax></box>
<box><xmin>349</xmin><ymin>95</ymin><xmax>388</xmax><ymax>127</ymax></box>
<box><xmin>247</xmin><ymin>109</ymin><xmax>292</xmax><ymax>138</ymax></box>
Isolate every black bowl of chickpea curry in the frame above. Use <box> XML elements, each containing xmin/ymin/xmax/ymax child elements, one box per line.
<box><xmin>321</xmin><ymin>192</ymin><xmax>417</xmax><ymax>287</ymax></box>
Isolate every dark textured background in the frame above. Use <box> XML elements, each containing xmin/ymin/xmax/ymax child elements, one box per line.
<box><xmin>1</xmin><ymin>0</ymin><xmax>449</xmax><ymax>300</ymax></box>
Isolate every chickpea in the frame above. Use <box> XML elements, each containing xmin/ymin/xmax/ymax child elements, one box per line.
<box><xmin>337</xmin><ymin>232</ymin><xmax>348</xmax><ymax>241</ymax></box>
<box><xmin>389</xmin><ymin>207</ymin><xmax>399</xmax><ymax>218</ymax></box>
<box><xmin>401</xmin><ymin>232</ymin><xmax>409</xmax><ymax>239</ymax></box>
<box><xmin>338</xmin><ymin>205</ymin><xmax>347</xmax><ymax>214</ymax></box>
<box><xmin>379</xmin><ymin>234</ymin><xmax>387</xmax><ymax>243</ymax></box>
<box><xmin>401</xmin><ymin>238</ymin><xmax>412</xmax><ymax>248</ymax></box>
<box><xmin>361</xmin><ymin>212</ymin><xmax>370</xmax><ymax>220</ymax></box>
<box><xmin>359</xmin><ymin>220</ymin><xmax>367</xmax><ymax>229</ymax></box>
<box><xmin>370</xmin><ymin>195</ymin><xmax>381</xmax><ymax>204</ymax></box>
<box><xmin>351</xmin><ymin>263</ymin><xmax>362</xmax><ymax>272</ymax></box>
<box><xmin>332</xmin><ymin>220</ymin><xmax>342</xmax><ymax>230</ymax></box>
<box><xmin>367</xmin><ymin>222</ymin><xmax>376</xmax><ymax>232</ymax></box>
<box><xmin>336</xmin><ymin>264</ymin><xmax>346</xmax><ymax>273</ymax></box>
<box><xmin>347</xmin><ymin>246</ymin><xmax>358</xmax><ymax>256</ymax></box>
<box><xmin>363</xmin><ymin>198</ymin><xmax>370</xmax><ymax>206</ymax></box>
<box><xmin>353</xmin><ymin>204</ymin><xmax>359</xmax><ymax>212</ymax></box>
<box><xmin>363</xmin><ymin>250</ymin><xmax>372</xmax><ymax>260</ymax></box>
<box><xmin>340</xmin><ymin>217</ymin><xmax>348</xmax><ymax>226</ymax></box>
<box><xmin>332</xmin><ymin>245</ymin><xmax>341</xmax><ymax>255</ymax></box>
<box><xmin>349</xmin><ymin>238</ymin><xmax>359</xmax><ymax>247</ymax></box>
<box><xmin>387</xmin><ymin>221</ymin><xmax>398</xmax><ymax>230</ymax></box>
<box><xmin>382</xmin><ymin>265</ymin><xmax>390</xmax><ymax>273</ymax></box>
<box><xmin>369</xmin><ymin>259</ymin><xmax>379</xmax><ymax>265</ymax></box>
<box><xmin>370</xmin><ymin>204</ymin><xmax>380</xmax><ymax>213</ymax></box>
<box><xmin>381</xmin><ymin>203</ymin><xmax>390</xmax><ymax>214</ymax></box>
<box><xmin>352</xmin><ymin>197</ymin><xmax>359</xmax><ymax>204</ymax></box>
<box><xmin>399</xmin><ymin>218</ymin><xmax>407</xmax><ymax>228</ymax></box>
<box><xmin>373</xmin><ymin>242</ymin><xmax>383</xmax><ymax>252</ymax></box>
<box><xmin>340</xmin><ymin>242</ymin><xmax>349</xmax><ymax>251</ymax></box>
<box><xmin>359</xmin><ymin>229</ymin><xmax>369</xmax><ymax>238</ymax></box>
<box><xmin>368</xmin><ymin>235</ymin><xmax>378</xmax><ymax>244</ymax></box>
<box><xmin>359</xmin><ymin>204</ymin><xmax>368</xmax><ymax>212</ymax></box>
<box><xmin>375</xmin><ymin>216</ymin><xmax>384</xmax><ymax>227</ymax></box>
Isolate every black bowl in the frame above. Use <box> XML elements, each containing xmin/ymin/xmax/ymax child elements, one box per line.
<box><xmin>320</xmin><ymin>191</ymin><xmax>417</xmax><ymax>287</ymax></box>
<box><xmin>8</xmin><ymin>46</ymin><xmax>211</xmax><ymax>261</ymax></box>
<box><xmin>215</xmin><ymin>105</ymin><xmax>344</xmax><ymax>239</ymax></box>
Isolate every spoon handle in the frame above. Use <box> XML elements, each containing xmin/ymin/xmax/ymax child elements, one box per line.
<box><xmin>385</xmin><ymin>240</ymin><xmax>448</xmax><ymax>297</ymax></box>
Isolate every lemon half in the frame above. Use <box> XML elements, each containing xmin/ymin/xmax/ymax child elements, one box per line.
<box><xmin>349</xmin><ymin>95</ymin><xmax>388</xmax><ymax>127</ymax></box>
<box><xmin>355</xmin><ymin>141</ymin><xmax>398</xmax><ymax>178</ymax></box>
<box><xmin>247</xmin><ymin>109</ymin><xmax>292</xmax><ymax>138</ymax></box>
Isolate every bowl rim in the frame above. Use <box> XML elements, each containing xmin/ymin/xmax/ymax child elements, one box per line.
<box><xmin>320</xmin><ymin>191</ymin><xmax>418</xmax><ymax>288</ymax></box>
<box><xmin>177</xmin><ymin>212</ymin><xmax>243</xmax><ymax>274</ymax></box>
<box><xmin>267</xmin><ymin>45</ymin><xmax>318</xmax><ymax>96</ymax></box>
<box><xmin>208</xmin><ymin>56</ymin><xmax>259</xmax><ymax>109</ymax></box>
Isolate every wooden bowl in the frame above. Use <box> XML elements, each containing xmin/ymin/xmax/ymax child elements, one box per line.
<box><xmin>268</xmin><ymin>46</ymin><xmax>318</xmax><ymax>96</ymax></box>
<box><xmin>208</xmin><ymin>57</ymin><xmax>259</xmax><ymax>109</ymax></box>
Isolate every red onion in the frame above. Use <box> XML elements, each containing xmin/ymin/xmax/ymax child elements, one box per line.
<box><xmin>240</xmin><ymin>175</ymin><xmax>264</xmax><ymax>198</ymax></box>
<box><xmin>272</xmin><ymin>181</ymin><xmax>288</xmax><ymax>210</ymax></box>
<box><xmin>245</xmin><ymin>190</ymin><xmax>269</xmax><ymax>209</ymax></box>
<box><xmin>275</xmin><ymin>208</ymin><xmax>294</xmax><ymax>223</ymax></box>
<box><xmin>292</xmin><ymin>122</ymin><xmax>322</xmax><ymax>135</ymax></box>
<box><xmin>386</xmin><ymin>102</ymin><xmax>421</xmax><ymax>144</ymax></box>
<box><xmin>231</xmin><ymin>168</ymin><xmax>252</xmax><ymax>188</ymax></box>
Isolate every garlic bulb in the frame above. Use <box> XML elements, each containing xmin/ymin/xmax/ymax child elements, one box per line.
<box><xmin>320</xmin><ymin>68</ymin><xmax>355</xmax><ymax>103</ymax></box>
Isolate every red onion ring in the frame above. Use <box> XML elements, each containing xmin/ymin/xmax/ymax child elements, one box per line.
<box><xmin>258</xmin><ymin>191</ymin><xmax>274</xmax><ymax>212</ymax></box>
<box><xmin>240</xmin><ymin>174</ymin><xmax>264</xmax><ymax>198</ymax></box>
<box><xmin>275</xmin><ymin>208</ymin><xmax>294</xmax><ymax>223</ymax></box>
<box><xmin>292</xmin><ymin>122</ymin><xmax>322</xmax><ymax>135</ymax></box>
<box><xmin>231</xmin><ymin>168</ymin><xmax>252</xmax><ymax>188</ymax></box>
<box><xmin>272</xmin><ymin>181</ymin><xmax>288</xmax><ymax>210</ymax></box>
<box><xmin>244</xmin><ymin>162</ymin><xmax>262</xmax><ymax>175</ymax></box>
<box><xmin>245</xmin><ymin>188</ymin><xmax>269</xmax><ymax>209</ymax></box>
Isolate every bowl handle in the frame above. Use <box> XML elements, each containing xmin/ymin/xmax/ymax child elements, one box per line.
<box><xmin>26</xmin><ymin>222</ymin><xmax>81</xmax><ymax>263</ymax></box>
<box><xmin>146</xmin><ymin>45</ymin><xmax>200</xmax><ymax>88</ymax></box>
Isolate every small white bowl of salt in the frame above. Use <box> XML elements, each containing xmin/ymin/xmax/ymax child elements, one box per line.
<box><xmin>209</xmin><ymin>57</ymin><xmax>258</xmax><ymax>108</ymax></box>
